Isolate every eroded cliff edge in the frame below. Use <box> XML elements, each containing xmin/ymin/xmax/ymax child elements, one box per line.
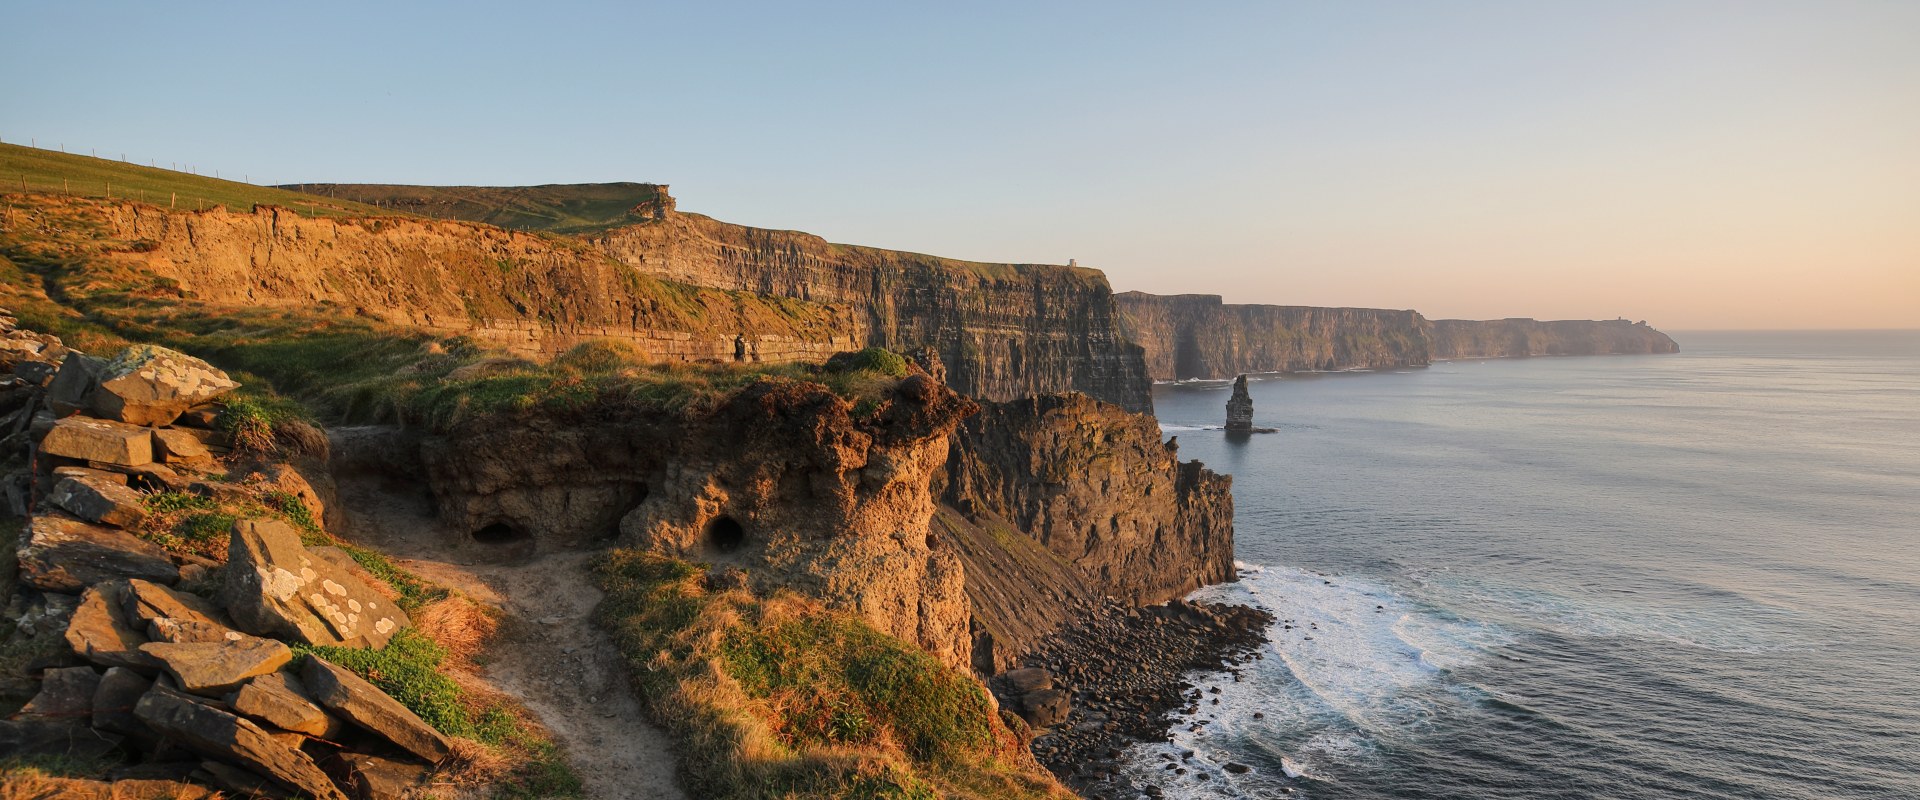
<box><xmin>1117</xmin><ymin>291</ymin><xmax>1677</xmax><ymax>381</ymax></box>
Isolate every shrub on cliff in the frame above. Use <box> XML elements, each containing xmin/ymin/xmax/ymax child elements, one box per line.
<box><xmin>594</xmin><ymin>550</ymin><xmax>1069</xmax><ymax>800</ymax></box>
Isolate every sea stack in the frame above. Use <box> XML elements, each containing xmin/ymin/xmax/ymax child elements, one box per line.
<box><xmin>1226</xmin><ymin>374</ymin><xmax>1254</xmax><ymax>432</ymax></box>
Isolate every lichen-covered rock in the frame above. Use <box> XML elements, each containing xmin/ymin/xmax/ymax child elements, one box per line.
<box><xmin>223</xmin><ymin>518</ymin><xmax>408</xmax><ymax>648</ymax></box>
<box><xmin>20</xmin><ymin>514</ymin><xmax>179</xmax><ymax>592</ymax></box>
<box><xmin>89</xmin><ymin>345</ymin><xmax>239</xmax><ymax>426</ymax></box>
<box><xmin>141</xmin><ymin>636</ymin><xmax>292</xmax><ymax>696</ymax></box>
<box><xmin>66</xmin><ymin>581</ymin><xmax>161</xmax><ymax>670</ymax></box>
<box><xmin>38</xmin><ymin>416</ymin><xmax>154</xmax><ymax>466</ymax></box>
<box><xmin>230</xmin><ymin>670</ymin><xmax>346</xmax><ymax>739</ymax></box>
<box><xmin>48</xmin><ymin>473</ymin><xmax>149</xmax><ymax>528</ymax></box>
<box><xmin>133</xmin><ymin>690</ymin><xmax>347</xmax><ymax>800</ymax></box>
<box><xmin>302</xmin><ymin>657</ymin><xmax>453</xmax><ymax>764</ymax></box>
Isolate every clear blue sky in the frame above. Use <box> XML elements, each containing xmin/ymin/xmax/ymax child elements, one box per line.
<box><xmin>4</xmin><ymin>1</ymin><xmax>1915</xmax><ymax>328</ymax></box>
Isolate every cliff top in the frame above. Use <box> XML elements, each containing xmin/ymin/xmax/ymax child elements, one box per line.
<box><xmin>0</xmin><ymin>143</ymin><xmax>399</xmax><ymax>219</ymax></box>
<box><xmin>280</xmin><ymin>181</ymin><xmax>670</xmax><ymax>234</ymax></box>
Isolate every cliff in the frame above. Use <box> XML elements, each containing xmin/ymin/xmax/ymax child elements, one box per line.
<box><xmin>937</xmin><ymin>393</ymin><xmax>1235</xmax><ymax>672</ymax></box>
<box><xmin>1117</xmin><ymin>291</ymin><xmax>1677</xmax><ymax>380</ymax></box>
<box><xmin>595</xmin><ymin>214</ymin><xmax>1151</xmax><ymax>411</ymax></box>
<box><xmin>9</xmin><ymin>194</ymin><xmax>1150</xmax><ymax>411</ymax></box>
<box><xmin>1428</xmin><ymin>317</ymin><xmax>1680</xmax><ymax>359</ymax></box>
<box><xmin>1115</xmin><ymin>292</ymin><xmax>1430</xmax><ymax>380</ymax></box>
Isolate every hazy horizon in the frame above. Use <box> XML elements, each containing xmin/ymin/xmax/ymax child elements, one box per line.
<box><xmin>3</xmin><ymin>1</ymin><xmax>1914</xmax><ymax>329</ymax></box>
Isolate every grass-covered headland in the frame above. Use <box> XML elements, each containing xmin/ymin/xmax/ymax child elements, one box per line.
<box><xmin>595</xmin><ymin>551</ymin><xmax>1067</xmax><ymax>800</ymax></box>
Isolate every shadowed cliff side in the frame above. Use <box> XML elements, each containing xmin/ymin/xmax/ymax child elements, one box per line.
<box><xmin>936</xmin><ymin>393</ymin><xmax>1234</xmax><ymax>673</ymax></box>
<box><xmin>1118</xmin><ymin>291</ymin><xmax>1677</xmax><ymax>381</ymax></box>
<box><xmin>1116</xmin><ymin>292</ymin><xmax>1431</xmax><ymax>380</ymax></box>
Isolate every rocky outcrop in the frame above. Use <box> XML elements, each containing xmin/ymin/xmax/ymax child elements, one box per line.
<box><xmin>1428</xmin><ymin>317</ymin><xmax>1679</xmax><ymax>358</ymax></box>
<box><xmin>408</xmin><ymin>370</ymin><xmax>982</xmax><ymax>668</ymax></box>
<box><xmin>938</xmin><ymin>393</ymin><xmax>1234</xmax><ymax>671</ymax></box>
<box><xmin>1117</xmin><ymin>291</ymin><xmax>1678</xmax><ymax>380</ymax></box>
<box><xmin>1116</xmin><ymin>292</ymin><xmax>1430</xmax><ymax>380</ymax></box>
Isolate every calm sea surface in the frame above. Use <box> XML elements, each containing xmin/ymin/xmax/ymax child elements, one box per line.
<box><xmin>1129</xmin><ymin>331</ymin><xmax>1920</xmax><ymax>799</ymax></box>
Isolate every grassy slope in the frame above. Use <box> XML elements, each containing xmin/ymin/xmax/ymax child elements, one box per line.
<box><xmin>283</xmin><ymin>182</ymin><xmax>664</xmax><ymax>234</ymax></box>
<box><xmin>0</xmin><ymin>143</ymin><xmax>400</xmax><ymax>218</ymax></box>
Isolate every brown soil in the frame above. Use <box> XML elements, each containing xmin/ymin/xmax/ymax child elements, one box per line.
<box><xmin>331</xmin><ymin>473</ymin><xmax>685</xmax><ymax>800</ymax></box>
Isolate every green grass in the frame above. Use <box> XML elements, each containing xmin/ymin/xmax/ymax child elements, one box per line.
<box><xmin>280</xmin><ymin>182</ymin><xmax>667</xmax><ymax>234</ymax></box>
<box><xmin>297</xmin><ymin>629</ymin><xmax>586</xmax><ymax>799</ymax></box>
<box><xmin>0</xmin><ymin>143</ymin><xmax>400</xmax><ymax>218</ymax></box>
<box><xmin>593</xmin><ymin>550</ymin><xmax>1065</xmax><ymax>800</ymax></box>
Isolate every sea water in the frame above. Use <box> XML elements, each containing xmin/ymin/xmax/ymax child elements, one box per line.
<box><xmin>1132</xmin><ymin>331</ymin><xmax>1920</xmax><ymax>799</ymax></box>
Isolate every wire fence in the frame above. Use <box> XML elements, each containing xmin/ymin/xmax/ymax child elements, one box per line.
<box><xmin>3</xmin><ymin>172</ymin><xmax>357</xmax><ymax>219</ymax></box>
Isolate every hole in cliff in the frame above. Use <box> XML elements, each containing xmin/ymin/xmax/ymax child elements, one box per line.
<box><xmin>472</xmin><ymin>522</ymin><xmax>528</xmax><ymax>546</ymax></box>
<box><xmin>706</xmin><ymin>516</ymin><xmax>746</xmax><ymax>554</ymax></box>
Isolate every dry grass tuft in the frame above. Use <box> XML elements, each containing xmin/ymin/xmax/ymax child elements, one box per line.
<box><xmin>414</xmin><ymin>594</ymin><xmax>500</xmax><ymax>669</ymax></box>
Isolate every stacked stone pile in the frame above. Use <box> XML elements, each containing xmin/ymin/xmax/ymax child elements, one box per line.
<box><xmin>0</xmin><ymin>311</ymin><xmax>442</xmax><ymax>799</ymax></box>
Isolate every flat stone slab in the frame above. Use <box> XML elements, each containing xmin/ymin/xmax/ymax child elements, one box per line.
<box><xmin>66</xmin><ymin>581</ymin><xmax>161</xmax><ymax>670</ymax></box>
<box><xmin>341</xmin><ymin>753</ymin><xmax>430</xmax><ymax>800</ymax></box>
<box><xmin>224</xmin><ymin>518</ymin><xmax>408</xmax><ymax>649</ymax></box>
<box><xmin>125</xmin><ymin>578</ymin><xmax>231</xmax><ymax>629</ymax></box>
<box><xmin>48</xmin><ymin>473</ymin><xmax>149</xmax><ymax>528</ymax></box>
<box><xmin>303</xmin><ymin>657</ymin><xmax>452</xmax><ymax>764</ymax></box>
<box><xmin>142</xmin><ymin>636</ymin><xmax>293</xmax><ymax>696</ymax></box>
<box><xmin>92</xmin><ymin>666</ymin><xmax>159</xmax><ymax>748</ymax></box>
<box><xmin>152</xmin><ymin>427</ymin><xmax>214</xmax><ymax>463</ymax></box>
<box><xmin>134</xmin><ymin>689</ymin><xmax>347</xmax><ymax>800</ymax></box>
<box><xmin>40</xmin><ymin>415</ymin><xmax>154</xmax><ymax>466</ymax></box>
<box><xmin>20</xmin><ymin>514</ymin><xmax>178</xmax><ymax>592</ymax></box>
<box><xmin>230</xmin><ymin>670</ymin><xmax>346</xmax><ymax>739</ymax></box>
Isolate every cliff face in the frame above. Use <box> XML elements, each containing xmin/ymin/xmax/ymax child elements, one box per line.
<box><xmin>1116</xmin><ymin>292</ymin><xmax>1431</xmax><ymax>380</ymax></box>
<box><xmin>1117</xmin><ymin>291</ymin><xmax>1677</xmax><ymax>380</ymax></box>
<box><xmin>45</xmin><ymin>197</ymin><xmax>1152</xmax><ymax>410</ymax></box>
<box><xmin>1428</xmin><ymin>318</ymin><xmax>1679</xmax><ymax>359</ymax></box>
<box><xmin>89</xmin><ymin>202</ymin><xmax>861</xmax><ymax>364</ymax></box>
<box><xmin>936</xmin><ymin>393</ymin><xmax>1234</xmax><ymax>671</ymax></box>
<box><xmin>595</xmin><ymin>214</ymin><xmax>1152</xmax><ymax>412</ymax></box>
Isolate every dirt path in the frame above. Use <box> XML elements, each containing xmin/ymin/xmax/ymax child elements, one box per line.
<box><xmin>332</xmin><ymin>474</ymin><xmax>685</xmax><ymax>800</ymax></box>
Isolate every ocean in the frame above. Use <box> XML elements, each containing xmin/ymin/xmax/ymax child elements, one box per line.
<box><xmin>1129</xmin><ymin>331</ymin><xmax>1920</xmax><ymax>799</ymax></box>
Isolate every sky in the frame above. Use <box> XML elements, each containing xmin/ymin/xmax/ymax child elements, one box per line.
<box><xmin>3</xmin><ymin>1</ymin><xmax>1915</xmax><ymax>329</ymax></box>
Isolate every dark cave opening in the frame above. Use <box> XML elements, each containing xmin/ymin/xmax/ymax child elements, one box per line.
<box><xmin>472</xmin><ymin>521</ymin><xmax>529</xmax><ymax>545</ymax></box>
<box><xmin>706</xmin><ymin>515</ymin><xmax>746</xmax><ymax>553</ymax></box>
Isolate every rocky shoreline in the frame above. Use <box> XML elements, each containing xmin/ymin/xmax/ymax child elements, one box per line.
<box><xmin>993</xmin><ymin>591</ymin><xmax>1274</xmax><ymax>799</ymax></box>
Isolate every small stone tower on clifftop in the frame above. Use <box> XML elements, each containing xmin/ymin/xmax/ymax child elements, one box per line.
<box><xmin>1225</xmin><ymin>374</ymin><xmax>1254</xmax><ymax>432</ymax></box>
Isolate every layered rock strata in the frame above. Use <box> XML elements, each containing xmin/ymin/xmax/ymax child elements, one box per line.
<box><xmin>937</xmin><ymin>392</ymin><xmax>1235</xmax><ymax>672</ymax></box>
<box><xmin>595</xmin><ymin>213</ymin><xmax>1152</xmax><ymax>411</ymax></box>
<box><xmin>59</xmin><ymin>197</ymin><xmax>1151</xmax><ymax>410</ymax></box>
